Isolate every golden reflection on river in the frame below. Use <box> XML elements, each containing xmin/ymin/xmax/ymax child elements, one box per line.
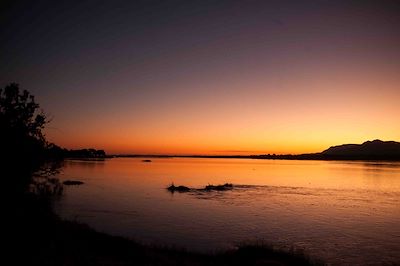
<box><xmin>54</xmin><ymin>158</ymin><xmax>400</xmax><ymax>265</ymax></box>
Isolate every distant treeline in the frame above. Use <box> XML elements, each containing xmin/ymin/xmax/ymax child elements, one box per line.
<box><xmin>117</xmin><ymin>140</ymin><xmax>400</xmax><ymax>161</ymax></box>
<box><xmin>46</xmin><ymin>144</ymin><xmax>106</xmax><ymax>159</ymax></box>
<box><xmin>65</xmin><ymin>148</ymin><xmax>106</xmax><ymax>158</ymax></box>
<box><xmin>115</xmin><ymin>153</ymin><xmax>325</xmax><ymax>160</ymax></box>
<box><xmin>252</xmin><ymin>153</ymin><xmax>400</xmax><ymax>161</ymax></box>
<box><xmin>116</xmin><ymin>153</ymin><xmax>400</xmax><ymax>161</ymax></box>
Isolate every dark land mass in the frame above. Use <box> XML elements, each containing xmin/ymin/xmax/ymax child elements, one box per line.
<box><xmin>116</xmin><ymin>140</ymin><xmax>400</xmax><ymax>161</ymax></box>
<box><xmin>66</xmin><ymin>148</ymin><xmax>106</xmax><ymax>158</ymax></box>
<box><xmin>63</xmin><ymin>180</ymin><xmax>85</xmax><ymax>186</ymax></box>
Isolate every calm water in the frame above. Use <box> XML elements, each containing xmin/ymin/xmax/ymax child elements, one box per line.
<box><xmin>53</xmin><ymin>158</ymin><xmax>400</xmax><ymax>265</ymax></box>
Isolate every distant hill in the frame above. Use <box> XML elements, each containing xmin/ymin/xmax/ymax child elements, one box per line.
<box><xmin>252</xmin><ymin>140</ymin><xmax>400</xmax><ymax>161</ymax></box>
<box><xmin>320</xmin><ymin>139</ymin><xmax>400</xmax><ymax>160</ymax></box>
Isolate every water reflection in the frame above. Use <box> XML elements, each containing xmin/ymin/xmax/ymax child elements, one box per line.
<box><xmin>53</xmin><ymin>158</ymin><xmax>400</xmax><ymax>265</ymax></box>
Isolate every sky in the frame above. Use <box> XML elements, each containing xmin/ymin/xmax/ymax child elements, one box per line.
<box><xmin>1</xmin><ymin>0</ymin><xmax>400</xmax><ymax>155</ymax></box>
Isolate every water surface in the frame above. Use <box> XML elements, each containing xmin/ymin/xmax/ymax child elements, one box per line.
<box><xmin>53</xmin><ymin>158</ymin><xmax>400</xmax><ymax>265</ymax></box>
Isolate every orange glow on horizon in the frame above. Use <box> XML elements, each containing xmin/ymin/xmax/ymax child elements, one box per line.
<box><xmin>42</xmin><ymin>31</ymin><xmax>400</xmax><ymax>156</ymax></box>
<box><xmin>44</xmin><ymin>64</ymin><xmax>400</xmax><ymax>155</ymax></box>
<box><xmin>4</xmin><ymin>1</ymin><xmax>400</xmax><ymax>156</ymax></box>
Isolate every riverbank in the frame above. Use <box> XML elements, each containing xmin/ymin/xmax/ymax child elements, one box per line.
<box><xmin>10</xmin><ymin>193</ymin><xmax>320</xmax><ymax>266</ymax></box>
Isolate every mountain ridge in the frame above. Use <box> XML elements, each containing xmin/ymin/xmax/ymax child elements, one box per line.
<box><xmin>321</xmin><ymin>139</ymin><xmax>400</xmax><ymax>158</ymax></box>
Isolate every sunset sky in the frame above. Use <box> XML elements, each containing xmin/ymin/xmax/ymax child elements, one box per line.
<box><xmin>1</xmin><ymin>0</ymin><xmax>400</xmax><ymax>155</ymax></box>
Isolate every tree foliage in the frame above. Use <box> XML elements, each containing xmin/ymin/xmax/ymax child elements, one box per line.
<box><xmin>0</xmin><ymin>83</ymin><xmax>47</xmax><ymax>143</ymax></box>
<box><xmin>1</xmin><ymin>83</ymin><xmax>104</xmax><ymax>193</ymax></box>
<box><xmin>0</xmin><ymin>83</ymin><xmax>50</xmax><ymax>177</ymax></box>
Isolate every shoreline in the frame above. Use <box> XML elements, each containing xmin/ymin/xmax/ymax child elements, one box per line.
<box><xmin>11</xmin><ymin>193</ymin><xmax>320</xmax><ymax>266</ymax></box>
<box><xmin>106</xmin><ymin>154</ymin><xmax>400</xmax><ymax>162</ymax></box>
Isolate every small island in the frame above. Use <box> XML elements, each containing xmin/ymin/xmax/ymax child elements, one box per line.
<box><xmin>63</xmin><ymin>180</ymin><xmax>84</xmax><ymax>186</ymax></box>
<box><xmin>167</xmin><ymin>183</ymin><xmax>234</xmax><ymax>193</ymax></box>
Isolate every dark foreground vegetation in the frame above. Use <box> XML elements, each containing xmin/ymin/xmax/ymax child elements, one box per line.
<box><xmin>3</xmin><ymin>83</ymin><xmax>319</xmax><ymax>265</ymax></box>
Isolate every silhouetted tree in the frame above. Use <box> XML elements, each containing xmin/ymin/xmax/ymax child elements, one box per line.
<box><xmin>0</xmin><ymin>83</ymin><xmax>46</xmax><ymax>140</ymax></box>
<box><xmin>1</xmin><ymin>83</ymin><xmax>105</xmax><ymax>194</ymax></box>
<box><xmin>0</xmin><ymin>83</ymin><xmax>49</xmax><ymax>191</ymax></box>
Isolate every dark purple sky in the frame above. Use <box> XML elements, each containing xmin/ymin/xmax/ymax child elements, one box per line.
<box><xmin>1</xmin><ymin>0</ymin><xmax>399</xmax><ymax>154</ymax></box>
